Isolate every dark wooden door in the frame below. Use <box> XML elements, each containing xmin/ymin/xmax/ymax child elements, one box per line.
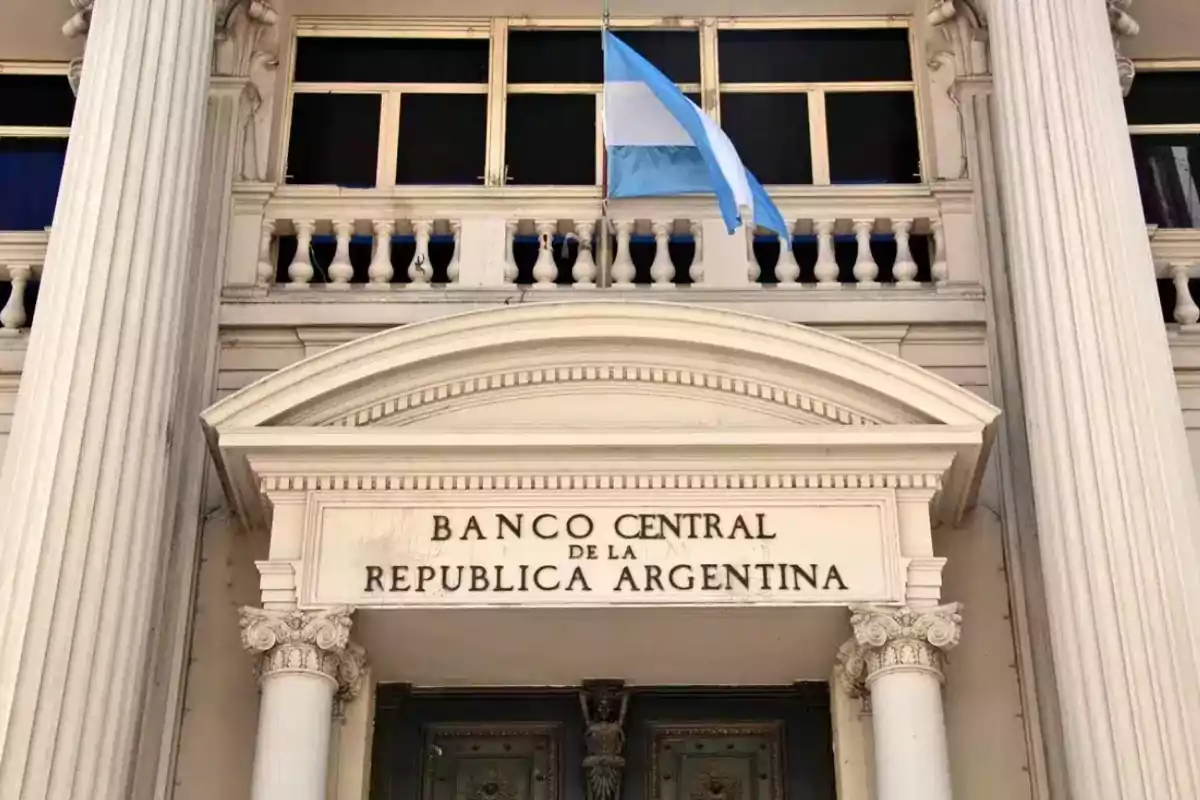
<box><xmin>369</xmin><ymin>686</ymin><xmax>835</xmax><ymax>800</ymax></box>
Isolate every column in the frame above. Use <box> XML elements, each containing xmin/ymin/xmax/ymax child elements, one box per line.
<box><xmin>838</xmin><ymin>604</ymin><xmax>962</xmax><ymax>800</ymax></box>
<box><xmin>240</xmin><ymin>607</ymin><xmax>367</xmax><ymax>800</ymax></box>
<box><xmin>988</xmin><ymin>3</ymin><xmax>1200</xmax><ymax>799</ymax></box>
<box><xmin>0</xmin><ymin>1</ymin><xmax>215</xmax><ymax>798</ymax></box>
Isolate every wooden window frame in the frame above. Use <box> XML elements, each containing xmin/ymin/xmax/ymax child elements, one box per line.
<box><xmin>1127</xmin><ymin>61</ymin><xmax>1200</xmax><ymax>137</ymax></box>
<box><xmin>278</xmin><ymin>16</ymin><xmax>928</xmax><ymax>190</ymax></box>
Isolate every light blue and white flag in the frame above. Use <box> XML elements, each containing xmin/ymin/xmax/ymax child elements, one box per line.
<box><xmin>603</xmin><ymin>30</ymin><xmax>788</xmax><ymax>239</ymax></box>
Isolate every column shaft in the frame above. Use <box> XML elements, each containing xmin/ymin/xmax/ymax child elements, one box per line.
<box><xmin>241</xmin><ymin>607</ymin><xmax>365</xmax><ymax>800</ymax></box>
<box><xmin>254</xmin><ymin>674</ymin><xmax>336</xmax><ymax>800</ymax></box>
<box><xmin>840</xmin><ymin>604</ymin><xmax>961</xmax><ymax>800</ymax></box>
<box><xmin>869</xmin><ymin>672</ymin><xmax>952</xmax><ymax>800</ymax></box>
<box><xmin>989</xmin><ymin>2</ymin><xmax>1200</xmax><ymax>798</ymax></box>
<box><xmin>0</xmin><ymin>1</ymin><xmax>215</xmax><ymax>797</ymax></box>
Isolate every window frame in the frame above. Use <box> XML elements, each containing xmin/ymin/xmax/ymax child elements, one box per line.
<box><xmin>0</xmin><ymin>61</ymin><xmax>73</xmax><ymax>141</ymax></box>
<box><xmin>1126</xmin><ymin>61</ymin><xmax>1200</xmax><ymax>229</ymax></box>
<box><xmin>277</xmin><ymin>16</ymin><xmax>928</xmax><ymax>190</ymax></box>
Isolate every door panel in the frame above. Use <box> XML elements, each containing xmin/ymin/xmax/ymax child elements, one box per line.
<box><xmin>370</xmin><ymin>685</ymin><xmax>834</xmax><ymax>800</ymax></box>
<box><xmin>649</xmin><ymin>723</ymin><xmax>784</xmax><ymax>800</ymax></box>
<box><xmin>422</xmin><ymin>723</ymin><xmax>561</xmax><ymax>800</ymax></box>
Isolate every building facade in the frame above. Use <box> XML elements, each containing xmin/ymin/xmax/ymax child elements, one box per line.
<box><xmin>1</xmin><ymin>1</ymin><xmax>1199</xmax><ymax>800</ymax></box>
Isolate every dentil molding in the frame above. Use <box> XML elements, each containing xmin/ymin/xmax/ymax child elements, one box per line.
<box><xmin>239</xmin><ymin>606</ymin><xmax>366</xmax><ymax>708</ymax></box>
<box><xmin>837</xmin><ymin>603</ymin><xmax>964</xmax><ymax>691</ymax></box>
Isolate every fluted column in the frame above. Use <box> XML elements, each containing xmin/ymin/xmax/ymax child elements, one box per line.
<box><xmin>0</xmin><ymin>1</ymin><xmax>216</xmax><ymax>798</ymax></box>
<box><xmin>990</xmin><ymin>3</ymin><xmax>1200</xmax><ymax>799</ymax></box>
<box><xmin>240</xmin><ymin>607</ymin><xmax>366</xmax><ymax>800</ymax></box>
<box><xmin>838</xmin><ymin>604</ymin><xmax>961</xmax><ymax>800</ymax></box>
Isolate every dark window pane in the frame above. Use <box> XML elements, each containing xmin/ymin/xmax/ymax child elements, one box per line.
<box><xmin>396</xmin><ymin>94</ymin><xmax>486</xmax><ymax>184</ymax></box>
<box><xmin>1125</xmin><ymin>71</ymin><xmax>1200</xmax><ymax>126</ymax></box>
<box><xmin>0</xmin><ymin>137</ymin><xmax>68</xmax><ymax>230</ymax></box>
<box><xmin>614</xmin><ymin>31</ymin><xmax>701</xmax><ymax>83</ymax></box>
<box><xmin>827</xmin><ymin>92</ymin><xmax>919</xmax><ymax>184</ymax></box>
<box><xmin>0</xmin><ymin>74</ymin><xmax>75</xmax><ymax>126</ymax></box>
<box><xmin>509</xmin><ymin>31</ymin><xmax>603</xmax><ymax>83</ymax></box>
<box><xmin>295</xmin><ymin>37</ymin><xmax>489</xmax><ymax>83</ymax></box>
<box><xmin>717</xmin><ymin>29</ymin><xmax>911</xmax><ymax>83</ymax></box>
<box><xmin>508</xmin><ymin>30</ymin><xmax>700</xmax><ymax>83</ymax></box>
<box><xmin>506</xmin><ymin>94</ymin><xmax>595</xmax><ymax>185</ymax></box>
<box><xmin>720</xmin><ymin>94</ymin><xmax>812</xmax><ymax>184</ymax></box>
<box><xmin>286</xmin><ymin>94</ymin><xmax>380</xmax><ymax>187</ymax></box>
<box><xmin>1132</xmin><ymin>134</ymin><xmax>1200</xmax><ymax>228</ymax></box>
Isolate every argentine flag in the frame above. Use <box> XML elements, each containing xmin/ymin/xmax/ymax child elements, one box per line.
<box><xmin>603</xmin><ymin>30</ymin><xmax>788</xmax><ymax>239</ymax></box>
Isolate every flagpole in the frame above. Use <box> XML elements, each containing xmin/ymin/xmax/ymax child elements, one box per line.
<box><xmin>597</xmin><ymin>0</ymin><xmax>612</xmax><ymax>286</ymax></box>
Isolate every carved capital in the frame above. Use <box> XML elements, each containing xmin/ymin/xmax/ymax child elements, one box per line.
<box><xmin>842</xmin><ymin>603</ymin><xmax>962</xmax><ymax>684</ymax></box>
<box><xmin>927</xmin><ymin>0</ymin><xmax>988</xmax><ymax>78</ymax></box>
<box><xmin>239</xmin><ymin>606</ymin><xmax>365</xmax><ymax>706</ymax></box>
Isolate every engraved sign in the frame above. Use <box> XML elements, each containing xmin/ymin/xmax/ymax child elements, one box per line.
<box><xmin>300</xmin><ymin>492</ymin><xmax>904</xmax><ymax>608</ymax></box>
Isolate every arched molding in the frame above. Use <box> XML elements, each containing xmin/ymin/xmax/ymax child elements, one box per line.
<box><xmin>202</xmin><ymin>301</ymin><xmax>999</xmax><ymax>531</ymax></box>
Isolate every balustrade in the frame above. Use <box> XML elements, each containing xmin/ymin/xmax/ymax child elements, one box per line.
<box><xmin>1150</xmin><ymin>228</ymin><xmax>1200</xmax><ymax>326</ymax></box>
<box><xmin>237</xmin><ymin>199</ymin><xmax>952</xmax><ymax>292</ymax></box>
<box><xmin>0</xmin><ymin>232</ymin><xmax>48</xmax><ymax>334</ymax></box>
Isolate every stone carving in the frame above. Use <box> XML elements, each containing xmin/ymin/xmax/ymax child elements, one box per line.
<box><xmin>691</xmin><ymin>773</ymin><xmax>741</xmax><ymax>800</ymax></box>
<box><xmin>62</xmin><ymin>0</ymin><xmax>93</xmax><ymax>95</ymax></box>
<box><xmin>838</xmin><ymin>603</ymin><xmax>963</xmax><ymax>689</ymax></box>
<box><xmin>580</xmin><ymin>683</ymin><xmax>630</xmax><ymax>800</ymax></box>
<box><xmin>926</xmin><ymin>1</ymin><xmax>988</xmax><ymax>180</ymax></box>
<box><xmin>239</xmin><ymin>605</ymin><xmax>365</xmax><ymax>712</ymax></box>
<box><xmin>215</xmin><ymin>0</ymin><xmax>281</xmax><ymax>182</ymax></box>
<box><xmin>1107</xmin><ymin>0</ymin><xmax>1139</xmax><ymax>96</ymax></box>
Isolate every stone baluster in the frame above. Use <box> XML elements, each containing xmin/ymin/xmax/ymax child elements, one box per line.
<box><xmin>287</xmin><ymin>219</ymin><xmax>315</xmax><ymax>288</ymax></box>
<box><xmin>747</xmin><ymin>227</ymin><xmax>762</xmax><ymax>284</ymax></box>
<box><xmin>532</xmin><ymin>221</ymin><xmax>558</xmax><ymax>286</ymax></box>
<box><xmin>573</xmin><ymin>221</ymin><xmax>597</xmax><ymax>287</ymax></box>
<box><xmin>327</xmin><ymin>219</ymin><xmax>354</xmax><ymax>287</ymax></box>
<box><xmin>649</xmin><ymin>220</ymin><xmax>674</xmax><ymax>287</ymax></box>
<box><xmin>814</xmin><ymin>219</ymin><xmax>839</xmax><ymax>288</ymax></box>
<box><xmin>0</xmin><ymin>266</ymin><xmax>32</xmax><ymax>331</ymax></box>
<box><xmin>688</xmin><ymin>220</ymin><xmax>704</xmax><ymax>284</ymax></box>
<box><xmin>852</xmin><ymin>219</ymin><xmax>879</xmax><ymax>288</ymax></box>
<box><xmin>892</xmin><ymin>219</ymin><xmax>919</xmax><ymax>287</ymax></box>
<box><xmin>504</xmin><ymin>221</ymin><xmax>518</xmax><ymax>285</ymax></box>
<box><xmin>367</xmin><ymin>220</ymin><xmax>394</xmax><ymax>287</ymax></box>
<box><xmin>839</xmin><ymin>604</ymin><xmax>962</xmax><ymax>800</ymax></box>
<box><xmin>930</xmin><ymin>219</ymin><xmax>949</xmax><ymax>286</ymax></box>
<box><xmin>447</xmin><ymin>221</ymin><xmax>461</xmax><ymax>284</ymax></box>
<box><xmin>776</xmin><ymin>221</ymin><xmax>800</xmax><ymax>286</ymax></box>
<box><xmin>1171</xmin><ymin>263</ymin><xmax>1200</xmax><ymax>325</ymax></box>
<box><xmin>611</xmin><ymin>220</ymin><xmax>636</xmax><ymax>287</ymax></box>
<box><xmin>407</xmin><ymin>219</ymin><xmax>432</xmax><ymax>287</ymax></box>
<box><xmin>255</xmin><ymin>219</ymin><xmax>275</xmax><ymax>288</ymax></box>
<box><xmin>241</xmin><ymin>607</ymin><xmax>366</xmax><ymax>800</ymax></box>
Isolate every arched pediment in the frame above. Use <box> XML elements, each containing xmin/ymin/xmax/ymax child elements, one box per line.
<box><xmin>202</xmin><ymin>302</ymin><xmax>999</xmax><ymax>529</ymax></box>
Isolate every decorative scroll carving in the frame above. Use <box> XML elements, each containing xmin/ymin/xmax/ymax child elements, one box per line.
<box><xmin>215</xmin><ymin>0</ymin><xmax>281</xmax><ymax>181</ymax></box>
<box><xmin>838</xmin><ymin>603</ymin><xmax>963</xmax><ymax>689</ymax></box>
<box><xmin>239</xmin><ymin>605</ymin><xmax>365</xmax><ymax>711</ymax></box>
<box><xmin>1107</xmin><ymin>0</ymin><xmax>1139</xmax><ymax>96</ymax></box>
<box><xmin>580</xmin><ymin>682</ymin><xmax>630</xmax><ymax>800</ymax></box>
<box><xmin>926</xmin><ymin>1</ymin><xmax>988</xmax><ymax>180</ymax></box>
<box><xmin>62</xmin><ymin>0</ymin><xmax>93</xmax><ymax>95</ymax></box>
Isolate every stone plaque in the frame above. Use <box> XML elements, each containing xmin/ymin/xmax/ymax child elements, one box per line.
<box><xmin>300</xmin><ymin>491</ymin><xmax>904</xmax><ymax>608</ymax></box>
<box><xmin>423</xmin><ymin>723</ymin><xmax>561</xmax><ymax>800</ymax></box>
<box><xmin>649</xmin><ymin>723</ymin><xmax>783</xmax><ymax>800</ymax></box>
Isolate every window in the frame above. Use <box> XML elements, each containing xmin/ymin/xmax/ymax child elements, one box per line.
<box><xmin>0</xmin><ymin>65</ymin><xmax>75</xmax><ymax>230</ymax></box>
<box><xmin>282</xmin><ymin>19</ymin><xmax>923</xmax><ymax>189</ymax></box>
<box><xmin>1126</xmin><ymin>67</ymin><xmax>1200</xmax><ymax>228</ymax></box>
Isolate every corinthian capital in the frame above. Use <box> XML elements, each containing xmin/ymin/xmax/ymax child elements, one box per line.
<box><xmin>239</xmin><ymin>606</ymin><xmax>365</xmax><ymax>707</ymax></box>
<box><xmin>839</xmin><ymin>603</ymin><xmax>963</xmax><ymax>689</ymax></box>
